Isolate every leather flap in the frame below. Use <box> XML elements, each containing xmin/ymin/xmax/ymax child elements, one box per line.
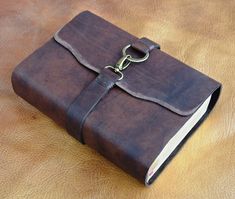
<box><xmin>54</xmin><ymin>11</ymin><xmax>220</xmax><ymax>116</ymax></box>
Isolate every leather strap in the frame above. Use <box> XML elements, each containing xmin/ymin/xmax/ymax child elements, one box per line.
<box><xmin>66</xmin><ymin>38</ymin><xmax>160</xmax><ymax>143</ymax></box>
<box><xmin>131</xmin><ymin>37</ymin><xmax>160</xmax><ymax>54</ymax></box>
<box><xmin>66</xmin><ymin>68</ymin><xmax>120</xmax><ymax>143</ymax></box>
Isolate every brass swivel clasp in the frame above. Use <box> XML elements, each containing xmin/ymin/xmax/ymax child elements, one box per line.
<box><xmin>114</xmin><ymin>54</ymin><xmax>131</xmax><ymax>72</ymax></box>
<box><xmin>105</xmin><ymin>44</ymin><xmax>150</xmax><ymax>80</ymax></box>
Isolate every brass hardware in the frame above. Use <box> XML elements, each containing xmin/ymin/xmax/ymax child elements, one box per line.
<box><xmin>115</xmin><ymin>54</ymin><xmax>131</xmax><ymax>72</ymax></box>
<box><xmin>105</xmin><ymin>66</ymin><xmax>124</xmax><ymax>80</ymax></box>
<box><xmin>122</xmin><ymin>44</ymin><xmax>149</xmax><ymax>63</ymax></box>
<box><xmin>105</xmin><ymin>44</ymin><xmax>150</xmax><ymax>80</ymax></box>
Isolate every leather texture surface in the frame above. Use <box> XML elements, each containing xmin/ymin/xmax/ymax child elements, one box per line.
<box><xmin>131</xmin><ymin>37</ymin><xmax>160</xmax><ymax>53</ymax></box>
<box><xmin>66</xmin><ymin>37</ymin><xmax>159</xmax><ymax>144</ymax></box>
<box><xmin>54</xmin><ymin>12</ymin><xmax>220</xmax><ymax>116</ymax></box>
<box><xmin>66</xmin><ymin>68</ymin><xmax>120</xmax><ymax>143</ymax></box>
<box><xmin>0</xmin><ymin>0</ymin><xmax>234</xmax><ymax>198</ymax></box>
<box><xmin>11</xmin><ymin>11</ymin><xmax>221</xmax><ymax>184</ymax></box>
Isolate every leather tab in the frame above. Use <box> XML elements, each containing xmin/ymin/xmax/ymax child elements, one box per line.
<box><xmin>66</xmin><ymin>68</ymin><xmax>120</xmax><ymax>143</ymax></box>
<box><xmin>55</xmin><ymin>11</ymin><xmax>220</xmax><ymax>116</ymax></box>
<box><xmin>65</xmin><ymin>37</ymin><xmax>158</xmax><ymax>143</ymax></box>
<box><xmin>131</xmin><ymin>37</ymin><xmax>160</xmax><ymax>54</ymax></box>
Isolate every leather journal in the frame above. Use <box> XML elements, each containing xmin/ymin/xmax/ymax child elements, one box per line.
<box><xmin>11</xmin><ymin>11</ymin><xmax>221</xmax><ymax>185</ymax></box>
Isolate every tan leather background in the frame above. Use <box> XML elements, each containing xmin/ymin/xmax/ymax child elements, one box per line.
<box><xmin>0</xmin><ymin>0</ymin><xmax>234</xmax><ymax>198</ymax></box>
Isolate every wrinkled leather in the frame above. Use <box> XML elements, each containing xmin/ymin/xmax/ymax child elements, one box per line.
<box><xmin>0</xmin><ymin>0</ymin><xmax>234</xmax><ymax>198</ymax></box>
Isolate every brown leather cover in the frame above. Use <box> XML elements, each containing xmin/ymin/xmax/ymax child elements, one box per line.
<box><xmin>11</xmin><ymin>11</ymin><xmax>221</xmax><ymax>185</ymax></box>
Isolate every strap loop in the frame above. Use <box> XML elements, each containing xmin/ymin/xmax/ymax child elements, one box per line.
<box><xmin>131</xmin><ymin>37</ymin><xmax>160</xmax><ymax>54</ymax></box>
<box><xmin>66</xmin><ymin>68</ymin><xmax>120</xmax><ymax>143</ymax></box>
<box><xmin>66</xmin><ymin>38</ymin><xmax>160</xmax><ymax>143</ymax></box>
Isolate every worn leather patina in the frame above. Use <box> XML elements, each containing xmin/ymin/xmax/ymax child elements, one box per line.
<box><xmin>11</xmin><ymin>11</ymin><xmax>221</xmax><ymax>185</ymax></box>
<box><xmin>66</xmin><ymin>37</ymin><xmax>159</xmax><ymax>143</ymax></box>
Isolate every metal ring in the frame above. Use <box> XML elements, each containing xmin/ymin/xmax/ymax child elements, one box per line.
<box><xmin>105</xmin><ymin>66</ymin><xmax>124</xmax><ymax>80</ymax></box>
<box><xmin>122</xmin><ymin>44</ymin><xmax>150</xmax><ymax>63</ymax></box>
